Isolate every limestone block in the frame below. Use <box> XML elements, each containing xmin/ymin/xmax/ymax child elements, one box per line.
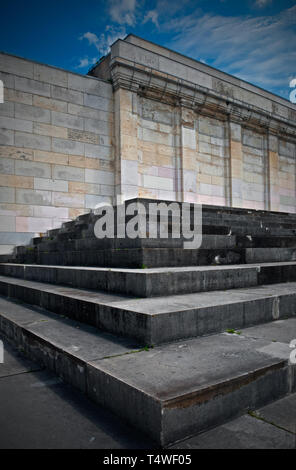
<box><xmin>0</xmin><ymin>101</ymin><xmax>14</xmax><ymax>117</ymax></box>
<box><xmin>121</xmin><ymin>160</ymin><xmax>138</xmax><ymax>186</ymax></box>
<box><xmin>51</xmin><ymin>111</ymin><xmax>84</xmax><ymax>130</ymax></box>
<box><xmin>53</xmin><ymin>165</ymin><xmax>84</xmax><ymax>182</ymax></box>
<box><xmin>34</xmin><ymin>64</ymin><xmax>68</xmax><ymax>87</ymax></box>
<box><xmin>5</xmin><ymin>89</ymin><xmax>32</xmax><ymax>105</ymax></box>
<box><xmin>0</xmin><ymin>116</ymin><xmax>33</xmax><ymax>133</ymax></box>
<box><xmin>52</xmin><ymin>138</ymin><xmax>84</xmax><ymax>156</ymax></box>
<box><xmin>51</xmin><ymin>85</ymin><xmax>83</xmax><ymax>105</ymax></box>
<box><xmin>0</xmin><ymin>174</ymin><xmax>33</xmax><ymax>189</ymax></box>
<box><xmin>34</xmin><ymin>177</ymin><xmax>68</xmax><ymax>192</ymax></box>
<box><xmin>84</xmin><ymin>118</ymin><xmax>110</xmax><ymax>136</ymax></box>
<box><xmin>33</xmin><ymin>205</ymin><xmax>69</xmax><ymax>218</ymax></box>
<box><xmin>85</xmin><ymin>168</ymin><xmax>114</xmax><ymax>185</ymax></box>
<box><xmin>68</xmin><ymin>103</ymin><xmax>112</xmax><ymax>122</ymax></box>
<box><xmin>33</xmin><ymin>95</ymin><xmax>68</xmax><ymax>113</ymax></box>
<box><xmin>143</xmin><ymin>174</ymin><xmax>173</xmax><ymax>191</ymax></box>
<box><xmin>15</xmin><ymin>160</ymin><xmax>51</xmax><ymax>179</ymax></box>
<box><xmin>0</xmin><ymin>129</ymin><xmax>14</xmax><ymax>146</ymax></box>
<box><xmin>16</xmin><ymin>189</ymin><xmax>52</xmax><ymax>205</ymax></box>
<box><xmin>15</xmin><ymin>132</ymin><xmax>51</xmax><ymax>151</ymax></box>
<box><xmin>0</xmin><ymin>146</ymin><xmax>33</xmax><ymax>161</ymax></box>
<box><xmin>0</xmin><ymin>53</ymin><xmax>33</xmax><ymax>78</ymax></box>
<box><xmin>68</xmin><ymin>74</ymin><xmax>113</xmax><ymax>99</ymax></box>
<box><xmin>84</xmin><ymin>143</ymin><xmax>112</xmax><ymax>160</ymax></box>
<box><xmin>0</xmin><ymin>187</ymin><xmax>15</xmax><ymax>203</ymax></box>
<box><xmin>34</xmin><ymin>150</ymin><xmax>68</xmax><ymax>165</ymax></box>
<box><xmin>33</xmin><ymin>123</ymin><xmax>67</xmax><ymax>139</ymax></box>
<box><xmin>84</xmin><ymin>93</ymin><xmax>111</xmax><ymax>112</ymax></box>
<box><xmin>0</xmin><ymin>215</ymin><xmax>15</xmax><ymax>231</ymax></box>
<box><xmin>0</xmin><ymin>157</ymin><xmax>14</xmax><ymax>174</ymax></box>
<box><xmin>52</xmin><ymin>191</ymin><xmax>85</xmax><ymax>208</ymax></box>
<box><xmin>15</xmin><ymin>103</ymin><xmax>51</xmax><ymax>123</ymax></box>
<box><xmin>15</xmin><ymin>77</ymin><xmax>50</xmax><ymax>97</ymax></box>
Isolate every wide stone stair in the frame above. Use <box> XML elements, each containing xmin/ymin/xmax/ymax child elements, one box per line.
<box><xmin>0</xmin><ymin>198</ymin><xmax>295</xmax><ymax>446</ymax></box>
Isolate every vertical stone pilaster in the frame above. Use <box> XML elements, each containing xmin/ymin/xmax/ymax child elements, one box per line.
<box><xmin>114</xmin><ymin>88</ymin><xmax>139</xmax><ymax>201</ymax></box>
<box><xmin>229</xmin><ymin>121</ymin><xmax>243</xmax><ymax>208</ymax></box>
<box><xmin>180</xmin><ymin>104</ymin><xmax>198</xmax><ymax>203</ymax></box>
<box><xmin>268</xmin><ymin>134</ymin><xmax>280</xmax><ymax>212</ymax></box>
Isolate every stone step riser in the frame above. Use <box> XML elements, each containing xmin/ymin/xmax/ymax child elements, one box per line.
<box><xmin>1</xmin><ymin>262</ymin><xmax>296</xmax><ymax>297</ymax></box>
<box><xmin>0</xmin><ymin>276</ymin><xmax>296</xmax><ymax>345</ymax></box>
<box><xmin>0</xmin><ymin>308</ymin><xmax>293</xmax><ymax>446</ymax></box>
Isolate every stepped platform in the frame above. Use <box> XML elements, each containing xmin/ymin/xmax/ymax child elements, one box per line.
<box><xmin>0</xmin><ymin>296</ymin><xmax>294</xmax><ymax>446</ymax></box>
<box><xmin>0</xmin><ymin>198</ymin><xmax>296</xmax><ymax>268</ymax></box>
<box><xmin>0</xmin><ymin>199</ymin><xmax>295</xmax><ymax>446</ymax></box>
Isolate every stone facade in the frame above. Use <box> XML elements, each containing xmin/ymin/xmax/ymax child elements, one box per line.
<box><xmin>0</xmin><ymin>34</ymin><xmax>296</xmax><ymax>253</ymax></box>
<box><xmin>0</xmin><ymin>53</ymin><xmax>114</xmax><ymax>254</ymax></box>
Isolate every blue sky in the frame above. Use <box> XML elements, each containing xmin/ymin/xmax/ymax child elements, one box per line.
<box><xmin>0</xmin><ymin>0</ymin><xmax>295</xmax><ymax>99</ymax></box>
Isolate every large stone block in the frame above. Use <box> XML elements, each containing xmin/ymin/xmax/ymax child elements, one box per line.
<box><xmin>0</xmin><ymin>157</ymin><xmax>14</xmax><ymax>174</ymax></box>
<box><xmin>5</xmin><ymin>88</ymin><xmax>33</xmax><ymax>105</ymax></box>
<box><xmin>15</xmin><ymin>132</ymin><xmax>51</xmax><ymax>151</ymax></box>
<box><xmin>51</xmin><ymin>111</ymin><xmax>84</xmax><ymax>130</ymax></box>
<box><xmin>0</xmin><ymin>129</ymin><xmax>14</xmax><ymax>146</ymax></box>
<box><xmin>52</xmin><ymin>191</ymin><xmax>85</xmax><ymax>208</ymax></box>
<box><xmin>83</xmin><ymin>93</ymin><xmax>111</xmax><ymax>112</ymax></box>
<box><xmin>51</xmin><ymin>85</ymin><xmax>83</xmax><ymax>105</ymax></box>
<box><xmin>32</xmin><ymin>95</ymin><xmax>68</xmax><ymax>113</ymax></box>
<box><xmin>52</xmin><ymin>165</ymin><xmax>84</xmax><ymax>182</ymax></box>
<box><xmin>0</xmin><ymin>215</ymin><xmax>15</xmax><ymax>232</ymax></box>
<box><xmin>15</xmin><ymin>160</ymin><xmax>51</xmax><ymax>178</ymax></box>
<box><xmin>34</xmin><ymin>177</ymin><xmax>68</xmax><ymax>192</ymax></box>
<box><xmin>85</xmin><ymin>168</ymin><xmax>114</xmax><ymax>185</ymax></box>
<box><xmin>0</xmin><ymin>174</ymin><xmax>33</xmax><ymax>189</ymax></box>
<box><xmin>15</xmin><ymin>77</ymin><xmax>50</xmax><ymax>97</ymax></box>
<box><xmin>68</xmin><ymin>74</ymin><xmax>113</xmax><ymax>99</ymax></box>
<box><xmin>33</xmin><ymin>64</ymin><xmax>68</xmax><ymax>87</ymax></box>
<box><xmin>16</xmin><ymin>188</ymin><xmax>52</xmax><ymax>205</ymax></box>
<box><xmin>0</xmin><ymin>116</ymin><xmax>33</xmax><ymax>133</ymax></box>
<box><xmin>0</xmin><ymin>187</ymin><xmax>15</xmax><ymax>203</ymax></box>
<box><xmin>52</xmin><ymin>138</ymin><xmax>84</xmax><ymax>156</ymax></box>
<box><xmin>0</xmin><ymin>53</ymin><xmax>33</xmax><ymax>78</ymax></box>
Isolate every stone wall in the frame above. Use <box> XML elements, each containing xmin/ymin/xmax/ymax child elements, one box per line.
<box><xmin>93</xmin><ymin>35</ymin><xmax>296</xmax><ymax>212</ymax></box>
<box><xmin>0</xmin><ymin>53</ymin><xmax>114</xmax><ymax>254</ymax></box>
<box><xmin>0</xmin><ymin>35</ymin><xmax>296</xmax><ymax>254</ymax></box>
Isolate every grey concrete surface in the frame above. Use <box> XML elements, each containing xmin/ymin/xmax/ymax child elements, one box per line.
<box><xmin>0</xmin><ymin>293</ymin><xmax>294</xmax><ymax>445</ymax></box>
<box><xmin>0</xmin><ymin>337</ymin><xmax>154</xmax><ymax>449</ymax></box>
<box><xmin>2</xmin><ymin>261</ymin><xmax>296</xmax><ymax>297</ymax></box>
<box><xmin>0</xmin><ymin>274</ymin><xmax>296</xmax><ymax>344</ymax></box>
<box><xmin>171</xmin><ymin>413</ymin><xmax>296</xmax><ymax>449</ymax></box>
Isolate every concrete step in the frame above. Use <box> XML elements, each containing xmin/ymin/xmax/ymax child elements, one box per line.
<box><xmin>1</xmin><ymin>261</ymin><xmax>296</xmax><ymax>297</ymax></box>
<box><xmin>0</xmin><ymin>274</ymin><xmax>296</xmax><ymax>344</ymax></box>
<box><xmin>0</xmin><ymin>294</ymin><xmax>294</xmax><ymax>446</ymax></box>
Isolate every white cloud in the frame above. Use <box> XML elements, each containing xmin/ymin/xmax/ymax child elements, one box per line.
<box><xmin>161</xmin><ymin>5</ymin><xmax>296</xmax><ymax>97</ymax></box>
<box><xmin>254</xmin><ymin>0</ymin><xmax>272</xmax><ymax>8</ymax></box>
<box><xmin>109</xmin><ymin>0</ymin><xmax>137</xmax><ymax>26</ymax></box>
<box><xmin>143</xmin><ymin>10</ymin><xmax>159</xmax><ymax>27</ymax></box>
<box><xmin>80</xmin><ymin>25</ymin><xmax>126</xmax><ymax>56</ymax></box>
<box><xmin>76</xmin><ymin>57</ymin><xmax>98</xmax><ymax>69</ymax></box>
